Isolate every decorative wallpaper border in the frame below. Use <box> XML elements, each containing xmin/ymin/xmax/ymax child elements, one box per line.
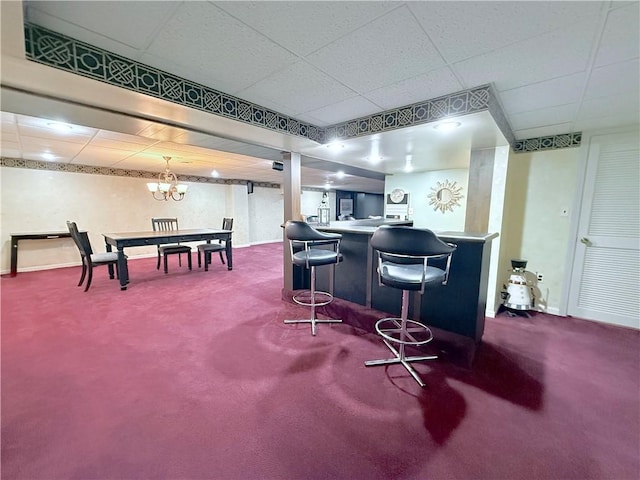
<box><xmin>0</xmin><ymin>157</ymin><xmax>281</xmax><ymax>189</ymax></box>
<box><xmin>325</xmin><ymin>85</ymin><xmax>504</xmax><ymax>142</ymax></box>
<box><xmin>512</xmin><ymin>133</ymin><xmax>582</xmax><ymax>152</ymax></box>
<box><xmin>23</xmin><ymin>23</ymin><xmax>579</xmax><ymax>154</ymax></box>
<box><xmin>23</xmin><ymin>23</ymin><xmax>324</xmax><ymax>144</ymax></box>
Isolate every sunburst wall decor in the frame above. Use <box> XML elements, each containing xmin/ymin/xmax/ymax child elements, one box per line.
<box><xmin>428</xmin><ymin>179</ymin><xmax>464</xmax><ymax>214</ymax></box>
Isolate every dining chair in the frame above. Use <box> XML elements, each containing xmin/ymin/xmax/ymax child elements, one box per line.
<box><xmin>197</xmin><ymin>217</ymin><xmax>233</xmax><ymax>271</ymax></box>
<box><xmin>151</xmin><ymin>217</ymin><xmax>192</xmax><ymax>274</ymax></box>
<box><xmin>66</xmin><ymin>221</ymin><xmax>124</xmax><ymax>292</ymax></box>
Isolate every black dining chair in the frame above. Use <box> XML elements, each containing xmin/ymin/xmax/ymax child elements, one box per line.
<box><xmin>66</xmin><ymin>221</ymin><xmax>125</xmax><ymax>292</ymax></box>
<box><xmin>197</xmin><ymin>217</ymin><xmax>233</xmax><ymax>271</ymax></box>
<box><xmin>151</xmin><ymin>217</ymin><xmax>192</xmax><ymax>274</ymax></box>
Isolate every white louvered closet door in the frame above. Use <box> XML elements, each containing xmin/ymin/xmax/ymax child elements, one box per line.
<box><xmin>568</xmin><ymin>132</ymin><xmax>640</xmax><ymax>328</ymax></box>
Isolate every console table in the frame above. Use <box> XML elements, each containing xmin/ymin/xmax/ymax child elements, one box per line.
<box><xmin>9</xmin><ymin>231</ymin><xmax>73</xmax><ymax>277</ymax></box>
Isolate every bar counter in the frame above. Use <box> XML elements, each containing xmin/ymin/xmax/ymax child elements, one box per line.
<box><xmin>294</xmin><ymin>220</ymin><xmax>497</xmax><ymax>344</ymax></box>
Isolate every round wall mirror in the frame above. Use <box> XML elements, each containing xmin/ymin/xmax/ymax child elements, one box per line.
<box><xmin>428</xmin><ymin>179</ymin><xmax>464</xmax><ymax>213</ymax></box>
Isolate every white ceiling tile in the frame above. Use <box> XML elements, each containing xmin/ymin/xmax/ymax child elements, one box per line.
<box><xmin>574</xmin><ymin>112</ymin><xmax>640</xmax><ymax>132</ymax></box>
<box><xmin>90</xmin><ymin>135</ymin><xmax>156</xmax><ymax>152</ymax></box>
<box><xmin>509</xmin><ymin>104</ymin><xmax>579</xmax><ymax>131</ymax></box>
<box><xmin>20</xmin><ymin>137</ymin><xmax>85</xmax><ymax>159</ymax></box>
<box><xmin>214</xmin><ymin>1</ymin><xmax>400</xmax><ymax>56</ymax></box>
<box><xmin>453</xmin><ymin>19</ymin><xmax>599</xmax><ymax>91</ymax></box>
<box><xmin>16</xmin><ymin>116</ymin><xmax>97</xmax><ymax>141</ymax></box>
<box><xmin>239</xmin><ymin>61</ymin><xmax>358</xmax><ymax>116</ymax></box>
<box><xmin>95</xmin><ymin>130</ymin><xmax>159</xmax><ymax>146</ymax></box>
<box><xmin>579</xmin><ymin>92</ymin><xmax>640</xmax><ymax>118</ymax></box>
<box><xmin>1</xmin><ymin>131</ymin><xmax>19</xmax><ymax>143</ymax></box>
<box><xmin>409</xmin><ymin>1</ymin><xmax>605</xmax><ymax>63</ymax></box>
<box><xmin>25</xmin><ymin>1</ymin><xmax>179</xmax><ymax>53</ymax></box>
<box><xmin>498</xmin><ymin>73</ymin><xmax>586</xmax><ymax>114</ymax></box>
<box><xmin>363</xmin><ymin>67</ymin><xmax>463</xmax><ymax>110</ymax></box>
<box><xmin>594</xmin><ymin>2</ymin><xmax>640</xmax><ymax>67</ymax></box>
<box><xmin>1</xmin><ymin>111</ymin><xmax>17</xmax><ymax>126</ymax></box>
<box><xmin>584</xmin><ymin>59</ymin><xmax>640</xmax><ymax>99</ymax></box>
<box><xmin>306</xmin><ymin>6</ymin><xmax>445</xmax><ymax>93</ymax></box>
<box><xmin>302</xmin><ymin>96</ymin><xmax>383</xmax><ymax>126</ymax></box>
<box><xmin>513</xmin><ymin>123</ymin><xmax>574</xmax><ymax>140</ymax></box>
<box><xmin>145</xmin><ymin>2</ymin><xmax>299</xmax><ymax>93</ymax></box>
<box><xmin>0</xmin><ymin>143</ymin><xmax>21</xmax><ymax>158</ymax></box>
<box><xmin>72</xmin><ymin>145</ymin><xmax>136</xmax><ymax>165</ymax></box>
<box><xmin>136</xmin><ymin>52</ymin><xmax>241</xmax><ymax>98</ymax></box>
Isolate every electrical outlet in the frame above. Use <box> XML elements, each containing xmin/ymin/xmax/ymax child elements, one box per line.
<box><xmin>537</xmin><ymin>273</ymin><xmax>544</xmax><ymax>282</ymax></box>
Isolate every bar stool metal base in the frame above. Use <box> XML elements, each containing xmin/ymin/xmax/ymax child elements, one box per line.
<box><xmin>285</xmin><ymin>266</ymin><xmax>342</xmax><ymax>336</ymax></box>
<box><xmin>365</xmin><ymin>291</ymin><xmax>437</xmax><ymax>387</ymax></box>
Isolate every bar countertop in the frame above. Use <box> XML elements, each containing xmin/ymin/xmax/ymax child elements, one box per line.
<box><xmin>316</xmin><ymin>220</ymin><xmax>498</xmax><ymax>242</ymax></box>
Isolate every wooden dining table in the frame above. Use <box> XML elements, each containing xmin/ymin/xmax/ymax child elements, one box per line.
<box><xmin>102</xmin><ymin>228</ymin><xmax>232</xmax><ymax>290</ymax></box>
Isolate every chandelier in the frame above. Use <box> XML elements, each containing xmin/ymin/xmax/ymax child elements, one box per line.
<box><xmin>146</xmin><ymin>156</ymin><xmax>188</xmax><ymax>201</ymax></box>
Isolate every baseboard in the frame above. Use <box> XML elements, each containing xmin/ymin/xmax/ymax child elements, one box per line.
<box><xmin>1</xmin><ymin>252</ymin><xmax>158</xmax><ymax>276</ymax></box>
<box><xmin>487</xmin><ymin>304</ymin><xmax>563</xmax><ymax>318</ymax></box>
<box><xmin>249</xmin><ymin>239</ymin><xmax>282</xmax><ymax>246</ymax></box>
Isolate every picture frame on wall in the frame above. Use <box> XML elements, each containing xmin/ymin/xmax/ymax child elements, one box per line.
<box><xmin>339</xmin><ymin>198</ymin><xmax>353</xmax><ymax>215</ymax></box>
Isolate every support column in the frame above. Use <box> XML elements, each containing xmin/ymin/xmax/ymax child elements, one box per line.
<box><xmin>465</xmin><ymin>148</ymin><xmax>496</xmax><ymax>233</ymax></box>
<box><xmin>282</xmin><ymin>151</ymin><xmax>301</xmax><ymax>291</ymax></box>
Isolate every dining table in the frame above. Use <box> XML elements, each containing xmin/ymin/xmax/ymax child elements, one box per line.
<box><xmin>102</xmin><ymin>228</ymin><xmax>232</xmax><ymax>290</ymax></box>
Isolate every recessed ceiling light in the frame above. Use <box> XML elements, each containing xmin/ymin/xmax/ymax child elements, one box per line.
<box><xmin>211</xmin><ymin>170</ymin><xmax>220</xmax><ymax>178</ymax></box>
<box><xmin>326</xmin><ymin>142</ymin><xmax>345</xmax><ymax>150</ymax></box>
<box><xmin>324</xmin><ymin>183</ymin><xmax>331</xmax><ymax>190</ymax></box>
<box><xmin>46</xmin><ymin>121</ymin><xmax>73</xmax><ymax>132</ymax></box>
<box><xmin>434</xmin><ymin>121</ymin><xmax>462</xmax><ymax>132</ymax></box>
<box><xmin>336</xmin><ymin>170</ymin><xmax>345</xmax><ymax>178</ymax></box>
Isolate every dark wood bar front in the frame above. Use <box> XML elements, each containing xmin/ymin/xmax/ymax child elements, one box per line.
<box><xmin>291</xmin><ymin>220</ymin><xmax>497</xmax><ymax>344</ymax></box>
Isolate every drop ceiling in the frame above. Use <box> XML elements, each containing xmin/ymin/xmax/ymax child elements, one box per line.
<box><xmin>1</xmin><ymin>1</ymin><xmax>638</xmax><ymax>193</ymax></box>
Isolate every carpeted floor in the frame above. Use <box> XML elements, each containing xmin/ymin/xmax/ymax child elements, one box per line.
<box><xmin>1</xmin><ymin>242</ymin><xmax>639</xmax><ymax>480</ymax></box>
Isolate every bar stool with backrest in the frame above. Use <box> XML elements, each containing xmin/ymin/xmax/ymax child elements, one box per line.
<box><xmin>151</xmin><ymin>217</ymin><xmax>192</xmax><ymax>274</ymax></box>
<box><xmin>283</xmin><ymin>220</ymin><xmax>343</xmax><ymax>336</ymax></box>
<box><xmin>197</xmin><ymin>217</ymin><xmax>233</xmax><ymax>271</ymax></box>
<box><xmin>365</xmin><ymin>225</ymin><xmax>456</xmax><ymax>387</ymax></box>
<box><xmin>66</xmin><ymin>220</ymin><xmax>125</xmax><ymax>292</ymax></box>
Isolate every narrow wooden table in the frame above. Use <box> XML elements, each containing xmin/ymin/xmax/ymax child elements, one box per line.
<box><xmin>103</xmin><ymin>229</ymin><xmax>233</xmax><ymax>290</ymax></box>
<box><xmin>10</xmin><ymin>231</ymin><xmax>73</xmax><ymax>277</ymax></box>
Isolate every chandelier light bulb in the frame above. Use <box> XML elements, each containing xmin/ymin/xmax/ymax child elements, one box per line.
<box><xmin>147</xmin><ymin>156</ymin><xmax>188</xmax><ymax>201</ymax></box>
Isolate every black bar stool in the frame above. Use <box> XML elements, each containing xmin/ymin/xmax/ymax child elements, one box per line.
<box><xmin>365</xmin><ymin>226</ymin><xmax>456</xmax><ymax>387</ymax></box>
<box><xmin>283</xmin><ymin>220</ymin><xmax>343</xmax><ymax>336</ymax></box>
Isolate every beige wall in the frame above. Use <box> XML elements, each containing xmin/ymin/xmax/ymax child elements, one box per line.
<box><xmin>0</xmin><ymin>166</ymin><xmax>283</xmax><ymax>273</ymax></box>
<box><xmin>502</xmin><ymin>148</ymin><xmax>580</xmax><ymax>314</ymax></box>
<box><xmin>385</xmin><ymin>169</ymin><xmax>469</xmax><ymax>231</ymax></box>
<box><xmin>382</xmin><ymin>146</ymin><xmax>580</xmax><ymax>316</ymax></box>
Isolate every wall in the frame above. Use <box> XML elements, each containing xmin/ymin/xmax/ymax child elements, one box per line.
<box><xmin>383</xmin><ymin>147</ymin><xmax>580</xmax><ymax>316</ymax></box>
<box><xmin>355</xmin><ymin>192</ymin><xmax>384</xmax><ymax>219</ymax></box>
<box><xmin>0</xmin><ymin>166</ymin><xmax>284</xmax><ymax>273</ymax></box>
<box><xmin>248</xmin><ymin>186</ymin><xmax>284</xmax><ymax>243</ymax></box>
<box><xmin>300</xmin><ymin>190</ymin><xmax>336</xmax><ymax>220</ymax></box>
<box><xmin>502</xmin><ymin>148</ymin><xmax>580</xmax><ymax>314</ymax></box>
<box><xmin>384</xmin><ymin>169</ymin><xmax>469</xmax><ymax>231</ymax></box>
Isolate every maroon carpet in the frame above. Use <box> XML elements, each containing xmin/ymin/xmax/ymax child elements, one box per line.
<box><xmin>2</xmin><ymin>242</ymin><xmax>639</xmax><ymax>479</ymax></box>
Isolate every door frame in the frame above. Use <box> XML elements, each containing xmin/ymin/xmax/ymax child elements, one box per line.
<box><xmin>560</xmin><ymin>127</ymin><xmax>640</xmax><ymax>318</ymax></box>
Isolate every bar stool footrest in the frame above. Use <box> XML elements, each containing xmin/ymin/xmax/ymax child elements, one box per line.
<box><xmin>375</xmin><ymin>317</ymin><xmax>434</xmax><ymax>346</ymax></box>
<box><xmin>292</xmin><ymin>290</ymin><xmax>333</xmax><ymax>308</ymax></box>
